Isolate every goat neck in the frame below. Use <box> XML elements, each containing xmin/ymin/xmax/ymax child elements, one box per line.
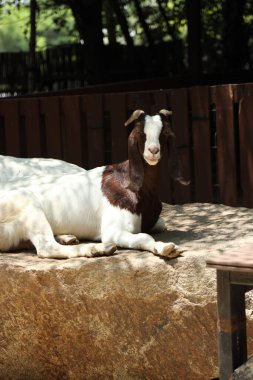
<box><xmin>140</xmin><ymin>159</ymin><xmax>160</xmax><ymax>194</ymax></box>
<box><xmin>101</xmin><ymin>159</ymin><xmax>162</xmax><ymax>233</ymax></box>
<box><xmin>138</xmin><ymin>159</ymin><xmax>162</xmax><ymax>232</ymax></box>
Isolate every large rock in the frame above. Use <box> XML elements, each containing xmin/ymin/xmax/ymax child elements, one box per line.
<box><xmin>1</xmin><ymin>203</ymin><xmax>253</xmax><ymax>380</ymax></box>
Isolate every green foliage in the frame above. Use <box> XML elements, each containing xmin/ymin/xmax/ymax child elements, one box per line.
<box><xmin>116</xmin><ymin>0</ymin><xmax>186</xmax><ymax>45</ymax></box>
<box><xmin>0</xmin><ymin>0</ymin><xmax>188</xmax><ymax>51</ymax></box>
<box><xmin>36</xmin><ymin>3</ymin><xmax>79</xmax><ymax>49</ymax></box>
<box><xmin>0</xmin><ymin>0</ymin><xmax>252</xmax><ymax>71</ymax></box>
<box><xmin>0</xmin><ymin>2</ymin><xmax>29</xmax><ymax>51</ymax></box>
<box><xmin>0</xmin><ymin>0</ymin><xmax>78</xmax><ymax>52</ymax></box>
<box><xmin>201</xmin><ymin>0</ymin><xmax>224</xmax><ymax>71</ymax></box>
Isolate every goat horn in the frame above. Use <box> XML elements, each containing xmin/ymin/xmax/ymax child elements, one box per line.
<box><xmin>124</xmin><ymin>110</ymin><xmax>145</xmax><ymax>127</ymax></box>
<box><xmin>159</xmin><ymin>109</ymin><xmax>173</xmax><ymax>116</ymax></box>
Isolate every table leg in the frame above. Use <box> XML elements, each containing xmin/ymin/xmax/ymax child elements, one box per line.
<box><xmin>217</xmin><ymin>270</ymin><xmax>247</xmax><ymax>380</ymax></box>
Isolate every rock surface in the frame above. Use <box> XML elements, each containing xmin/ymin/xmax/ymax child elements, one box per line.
<box><xmin>0</xmin><ymin>203</ymin><xmax>253</xmax><ymax>380</ymax></box>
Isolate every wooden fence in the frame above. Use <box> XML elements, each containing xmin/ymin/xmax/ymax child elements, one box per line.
<box><xmin>0</xmin><ymin>83</ymin><xmax>253</xmax><ymax>208</ymax></box>
<box><xmin>0</xmin><ymin>42</ymin><xmax>181</xmax><ymax>95</ymax></box>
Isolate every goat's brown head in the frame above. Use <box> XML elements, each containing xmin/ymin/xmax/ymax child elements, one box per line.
<box><xmin>125</xmin><ymin>109</ymin><xmax>189</xmax><ymax>191</ymax></box>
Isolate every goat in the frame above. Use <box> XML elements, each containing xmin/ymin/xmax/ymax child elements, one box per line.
<box><xmin>0</xmin><ymin>109</ymin><xmax>188</xmax><ymax>259</ymax></box>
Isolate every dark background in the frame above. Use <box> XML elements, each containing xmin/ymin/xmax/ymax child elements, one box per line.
<box><xmin>0</xmin><ymin>0</ymin><xmax>252</xmax><ymax>94</ymax></box>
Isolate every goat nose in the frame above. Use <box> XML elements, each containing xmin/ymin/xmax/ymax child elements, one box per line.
<box><xmin>148</xmin><ymin>146</ymin><xmax>160</xmax><ymax>155</ymax></box>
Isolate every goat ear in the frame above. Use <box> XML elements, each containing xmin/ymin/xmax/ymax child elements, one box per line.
<box><xmin>127</xmin><ymin>132</ymin><xmax>144</xmax><ymax>192</ymax></box>
<box><xmin>167</xmin><ymin>134</ymin><xmax>190</xmax><ymax>186</ymax></box>
<box><xmin>159</xmin><ymin>109</ymin><xmax>173</xmax><ymax>118</ymax></box>
<box><xmin>159</xmin><ymin>109</ymin><xmax>189</xmax><ymax>185</ymax></box>
<box><xmin>125</xmin><ymin>110</ymin><xmax>145</xmax><ymax>127</ymax></box>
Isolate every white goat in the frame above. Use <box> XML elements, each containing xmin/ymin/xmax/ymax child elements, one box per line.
<box><xmin>0</xmin><ymin>109</ymin><xmax>188</xmax><ymax>259</ymax></box>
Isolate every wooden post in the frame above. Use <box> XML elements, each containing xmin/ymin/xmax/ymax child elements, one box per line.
<box><xmin>217</xmin><ymin>271</ymin><xmax>247</xmax><ymax>379</ymax></box>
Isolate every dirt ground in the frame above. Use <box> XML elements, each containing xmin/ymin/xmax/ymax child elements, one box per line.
<box><xmin>159</xmin><ymin>202</ymin><xmax>253</xmax><ymax>258</ymax></box>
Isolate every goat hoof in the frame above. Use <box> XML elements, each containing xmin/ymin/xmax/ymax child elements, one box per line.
<box><xmin>55</xmin><ymin>234</ymin><xmax>79</xmax><ymax>245</ymax></box>
<box><xmin>93</xmin><ymin>243</ymin><xmax>117</xmax><ymax>257</ymax></box>
<box><xmin>154</xmin><ymin>242</ymin><xmax>181</xmax><ymax>259</ymax></box>
<box><xmin>103</xmin><ymin>243</ymin><xmax>117</xmax><ymax>255</ymax></box>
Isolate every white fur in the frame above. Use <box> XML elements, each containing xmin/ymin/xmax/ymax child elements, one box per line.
<box><xmin>0</xmin><ymin>155</ymin><xmax>84</xmax><ymax>182</ymax></box>
<box><xmin>143</xmin><ymin>115</ymin><xmax>163</xmax><ymax>165</ymax></box>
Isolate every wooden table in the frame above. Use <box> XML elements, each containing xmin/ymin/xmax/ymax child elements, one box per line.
<box><xmin>206</xmin><ymin>244</ymin><xmax>253</xmax><ymax>380</ymax></box>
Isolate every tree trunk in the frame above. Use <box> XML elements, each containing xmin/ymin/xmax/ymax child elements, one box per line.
<box><xmin>132</xmin><ymin>0</ymin><xmax>154</xmax><ymax>48</ymax></box>
<box><xmin>28</xmin><ymin>0</ymin><xmax>36</xmax><ymax>93</ymax></box>
<box><xmin>109</xmin><ymin>0</ymin><xmax>133</xmax><ymax>47</ymax></box>
<box><xmin>67</xmin><ymin>0</ymin><xmax>104</xmax><ymax>84</ymax></box>
<box><xmin>186</xmin><ymin>0</ymin><xmax>202</xmax><ymax>82</ymax></box>
<box><xmin>223</xmin><ymin>0</ymin><xmax>247</xmax><ymax>70</ymax></box>
<box><xmin>156</xmin><ymin>0</ymin><xmax>173</xmax><ymax>38</ymax></box>
<box><xmin>104</xmin><ymin>0</ymin><xmax>117</xmax><ymax>45</ymax></box>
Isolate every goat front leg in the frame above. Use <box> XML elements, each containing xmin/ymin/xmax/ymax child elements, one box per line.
<box><xmin>101</xmin><ymin>203</ymin><xmax>179</xmax><ymax>258</ymax></box>
<box><xmin>34</xmin><ymin>239</ymin><xmax>117</xmax><ymax>259</ymax></box>
<box><xmin>29</xmin><ymin>217</ymin><xmax>116</xmax><ymax>259</ymax></box>
<box><xmin>102</xmin><ymin>230</ymin><xmax>179</xmax><ymax>258</ymax></box>
<box><xmin>27</xmin><ymin>209</ymin><xmax>116</xmax><ymax>259</ymax></box>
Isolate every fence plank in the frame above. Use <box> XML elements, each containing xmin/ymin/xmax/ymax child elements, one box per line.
<box><xmin>215</xmin><ymin>84</ymin><xmax>237</xmax><ymax>206</ymax></box>
<box><xmin>238</xmin><ymin>83</ymin><xmax>253</xmax><ymax>208</ymax></box>
<box><xmin>79</xmin><ymin>96</ymin><xmax>89</xmax><ymax>168</ymax></box>
<box><xmin>84</xmin><ymin>94</ymin><xmax>104</xmax><ymax>169</ymax></box>
<box><xmin>60</xmin><ymin>96</ymin><xmax>82</xmax><ymax>166</ymax></box>
<box><xmin>127</xmin><ymin>92</ymin><xmax>151</xmax><ymax>114</ymax></box>
<box><xmin>104</xmin><ymin>93</ymin><xmax>127</xmax><ymax>164</ymax></box>
<box><xmin>40</xmin><ymin>97</ymin><xmax>62</xmax><ymax>159</ymax></box>
<box><xmin>149</xmin><ymin>91</ymin><xmax>167</xmax><ymax>115</ymax></box>
<box><xmin>190</xmin><ymin>86</ymin><xmax>213</xmax><ymax>202</ymax></box>
<box><xmin>0</xmin><ymin>99</ymin><xmax>20</xmax><ymax>156</ymax></box>
<box><xmin>19</xmin><ymin>99</ymin><xmax>41</xmax><ymax>157</ymax></box>
<box><xmin>171</xmin><ymin>88</ymin><xmax>192</xmax><ymax>204</ymax></box>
